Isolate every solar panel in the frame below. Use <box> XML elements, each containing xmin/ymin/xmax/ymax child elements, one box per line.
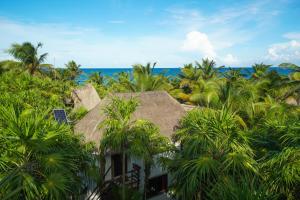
<box><xmin>53</xmin><ymin>109</ymin><xmax>68</xmax><ymax>124</ymax></box>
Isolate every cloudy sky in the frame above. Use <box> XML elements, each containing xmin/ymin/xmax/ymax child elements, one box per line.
<box><xmin>0</xmin><ymin>0</ymin><xmax>300</xmax><ymax>68</ymax></box>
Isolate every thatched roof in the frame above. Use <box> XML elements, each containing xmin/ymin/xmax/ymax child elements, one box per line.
<box><xmin>74</xmin><ymin>91</ymin><xmax>187</xmax><ymax>144</ymax></box>
<box><xmin>71</xmin><ymin>84</ymin><xmax>101</xmax><ymax>111</ymax></box>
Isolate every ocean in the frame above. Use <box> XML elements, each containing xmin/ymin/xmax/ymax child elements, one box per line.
<box><xmin>79</xmin><ymin>67</ymin><xmax>292</xmax><ymax>83</ymax></box>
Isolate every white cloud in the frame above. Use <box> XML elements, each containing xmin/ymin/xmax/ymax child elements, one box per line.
<box><xmin>222</xmin><ymin>54</ymin><xmax>239</xmax><ymax>66</ymax></box>
<box><xmin>0</xmin><ymin>0</ymin><xmax>294</xmax><ymax>68</ymax></box>
<box><xmin>266</xmin><ymin>40</ymin><xmax>300</xmax><ymax>62</ymax></box>
<box><xmin>0</xmin><ymin>18</ymin><xmax>194</xmax><ymax>68</ymax></box>
<box><xmin>165</xmin><ymin>0</ymin><xmax>287</xmax><ymax>59</ymax></box>
<box><xmin>181</xmin><ymin>31</ymin><xmax>216</xmax><ymax>59</ymax></box>
<box><xmin>283</xmin><ymin>32</ymin><xmax>300</xmax><ymax>40</ymax></box>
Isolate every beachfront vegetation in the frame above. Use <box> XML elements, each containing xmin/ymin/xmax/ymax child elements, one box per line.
<box><xmin>0</xmin><ymin>41</ymin><xmax>299</xmax><ymax>199</ymax></box>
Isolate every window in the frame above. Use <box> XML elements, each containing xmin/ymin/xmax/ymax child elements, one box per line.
<box><xmin>147</xmin><ymin>174</ymin><xmax>168</xmax><ymax>198</ymax></box>
<box><xmin>111</xmin><ymin>154</ymin><xmax>127</xmax><ymax>177</ymax></box>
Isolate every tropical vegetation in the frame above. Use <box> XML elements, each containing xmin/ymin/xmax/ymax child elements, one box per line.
<box><xmin>0</xmin><ymin>41</ymin><xmax>299</xmax><ymax>200</ymax></box>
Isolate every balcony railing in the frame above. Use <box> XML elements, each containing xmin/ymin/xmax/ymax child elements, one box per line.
<box><xmin>87</xmin><ymin>163</ymin><xmax>141</xmax><ymax>200</ymax></box>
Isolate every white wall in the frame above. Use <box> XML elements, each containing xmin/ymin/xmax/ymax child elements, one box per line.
<box><xmin>104</xmin><ymin>154</ymin><xmax>171</xmax><ymax>192</ymax></box>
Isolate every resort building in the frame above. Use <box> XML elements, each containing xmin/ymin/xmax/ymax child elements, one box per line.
<box><xmin>74</xmin><ymin>88</ymin><xmax>190</xmax><ymax>200</ymax></box>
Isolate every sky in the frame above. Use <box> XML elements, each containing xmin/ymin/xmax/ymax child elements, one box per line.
<box><xmin>0</xmin><ymin>0</ymin><xmax>300</xmax><ymax>68</ymax></box>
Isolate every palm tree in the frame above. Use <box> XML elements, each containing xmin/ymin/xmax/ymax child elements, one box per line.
<box><xmin>64</xmin><ymin>60</ymin><xmax>82</xmax><ymax>81</ymax></box>
<box><xmin>207</xmin><ymin>176</ymin><xmax>276</xmax><ymax>200</ymax></box>
<box><xmin>103</xmin><ymin>63</ymin><xmax>170</xmax><ymax>93</ymax></box>
<box><xmin>0</xmin><ymin>105</ymin><xmax>91</xmax><ymax>199</ymax></box>
<box><xmin>163</xmin><ymin>107</ymin><xmax>257</xmax><ymax>199</ymax></box>
<box><xmin>88</xmin><ymin>72</ymin><xmax>104</xmax><ymax>85</ymax></box>
<box><xmin>251</xmin><ymin>63</ymin><xmax>272</xmax><ymax>79</ymax></box>
<box><xmin>223</xmin><ymin>68</ymin><xmax>245</xmax><ymax>83</ymax></box>
<box><xmin>188</xmin><ymin>79</ymin><xmax>221</xmax><ymax>107</ymax></box>
<box><xmin>7</xmin><ymin>42</ymin><xmax>51</xmax><ymax>75</ymax></box>
<box><xmin>218</xmin><ymin>68</ymin><xmax>245</xmax><ymax>105</ymax></box>
<box><xmin>178</xmin><ymin>63</ymin><xmax>202</xmax><ymax>93</ymax></box>
<box><xmin>130</xmin><ymin>120</ymin><xmax>171</xmax><ymax>200</ymax></box>
<box><xmin>195</xmin><ymin>58</ymin><xmax>220</xmax><ymax>80</ymax></box>
<box><xmin>129</xmin><ymin>62</ymin><xmax>170</xmax><ymax>92</ymax></box>
<box><xmin>99</xmin><ymin>97</ymin><xmax>139</xmax><ymax>200</ymax></box>
<box><xmin>171</xmin><ymin>59</ymin><xmax>223</xmax><ymax>105</ymax></box>
<box><xmin>250</xmin><ymin>104</ymin><xmax>300</xmax><ymax>198</ymax></box>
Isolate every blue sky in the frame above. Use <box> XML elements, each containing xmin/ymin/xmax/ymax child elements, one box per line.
<box><xmin>0</xmin><ymin>0</ymin><xmax>300</xmax><ymax>68</ymax></box>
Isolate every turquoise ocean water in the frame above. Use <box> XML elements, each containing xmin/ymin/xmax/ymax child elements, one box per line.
<box><xmin>79</xmin><ymin>67</ymin><xmax>292</xmax><ymax>83</ymax></box>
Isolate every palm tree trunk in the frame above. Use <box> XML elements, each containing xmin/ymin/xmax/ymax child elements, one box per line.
<box><xmin>122</xmin><ymin>149</ymin><xmax>126</xmax><ymax>200</ymax></box>
<box><xmin>29</xmin><ymin>66</ymin><xmax>35</xmax><ymax>75</ymax></box>
<box><xmin>143</xmin><ymin>161</ymin><xmax>150</xmax><ymax>200</ymax></box>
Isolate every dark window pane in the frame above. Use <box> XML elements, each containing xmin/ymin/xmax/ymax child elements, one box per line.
<box><xmin>147</xmin><ymin>174</ymin><xmax>168</xmax><ymax>198</ymax></box>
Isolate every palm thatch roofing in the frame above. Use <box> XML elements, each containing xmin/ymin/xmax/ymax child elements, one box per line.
<box><xmin>74</xmin><ymin>91</ymin><xmax>187</xmax><ymax>144</ymax></box>
<box><xmin>71</xmin><ymin>84</ymin><xmax>101</xmax><ymax>111</ymax></box>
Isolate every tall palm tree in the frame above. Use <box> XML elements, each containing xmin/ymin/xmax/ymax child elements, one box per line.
<box><xmin>64</xmin><ymin>60</ymin><xmax>82</xmax><ymax>81</ymax></box>
<box><xmin>130</xmin><ymin>120</ymin><xmax>171</xmax><ymax>200</ymax></box>
<box><xmin>129</xmin><ymin>62</ymin><xmax>169</xmax><ymax>92</ymax></box>
<box><xmin>171</xmin><ymin>59</ymin><xmax>223</xmax><ymax>105</ymax></box>
<box><xmin>251</xmin><ymin>63</ymin><xmax>272</xmax><ymax>79</ymax></box>
<box><xmin>99</xmin><ymin>97</ymin><xmax>139</xmax><ymax>200</ymax></box>
<box><xmin>88</xmin><ymin>72</ymin><xmax>104</xmax><ymax>85</ymax></box>
<box><xmin>223</xmin><ymin>68</ymin><xmax>245</xmax><ymax>83</ymax></box>
<box><xmin>177</xmin><ymin>63</ymin><xmax>202</xmax><ymax>94</ymax></box>
<box><xmin>7</xmin><ymin>42</ymin><xmax>51</xmax><ymax>75</ymax></box>
<box><xmin>195</xmin><ymin>58</ymin><xmax>220</xmax><ymax>80</ymax></box>
<box><xmin>218</xmin><ymin>68</ymin><xmax>245</xmax><ymax>105</ymax></box>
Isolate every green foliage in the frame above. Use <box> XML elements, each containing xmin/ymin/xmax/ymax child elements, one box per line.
<box><xmin>0</xmin><ymin>70</ymin><xmax>72</xmax><ymax>111</ymax></box>
<box><xmin>164</xmin><ymin>108</ymin><xmax>256</xmax><ymax>199</ymax></box>
<box><xmin>63</xmin><ymin>60</ymin><xmax>82</xmax><ymax>81</ymax></box>
<box><xmin>100</xmin><ymin>97</ymin><xmax>139</xmax><ymax>151</ymax></box>
<box><xmin>100</xmin><ymin>97</ymin><xmax>139</xmax><ymax>199</ymax></box>
<box><xmin>6</xmin><ymin>42</ymin><xmax>52</xmax><ymax>75</ymax></box>
<box><xmin>251</xmin><ymin>63</ymin><xmax>272</xmax><ymax>79</ymax></box>
<box><xmin>0</xmin><ymin>51</ymin><xmax>94</xmax><ymax>199</ymax></box>
<box><xmin>1</xmin><ymin>41</ymin><xmax>300</xmax><ymax>199</ymax></box>
<box><xmin>111</xmin><ymin>185</ymin><xmax>142</xmax><ymax>200</ymax></box>
<box><xmin>69</xmin><ymin>106</ymin><xmax>88</xmax><ymax>121</ymax></box>
<box><xmin>207</xmin><ymin>177</ymin><xmax>277</xmax><ymax>200</ymax></box>
<box><xmin>0</xmin><ymin>105</ymin><xmax>93</xmax><ymax>199</ymax></box>
<box><xmin>0</xmin><ymin>60</ymin><xmax>22</xmax><ymax>74</ymax></box>
<box><xmin>88</xmin><ymin>72</ymin><xmax>104</xmax><ymax>85</ymax></box>
<box><xmin>93</xmin><ymin>63</ymin><xmax>171</xmax><ymax>95</ymax></box>
<box><xmin>164</xmin><ymin>60</ymin><xmax>300</xmax><ymax>199</ymax></box>
<box><xmin>170</xmin><ymin>59</ymin><xmax>224</xmax><ymax>106</ymax></box>
<box><xmin>129</xmin><ymin>62</ymin><xmax>170</xmax><ymax>92</ymax></box>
